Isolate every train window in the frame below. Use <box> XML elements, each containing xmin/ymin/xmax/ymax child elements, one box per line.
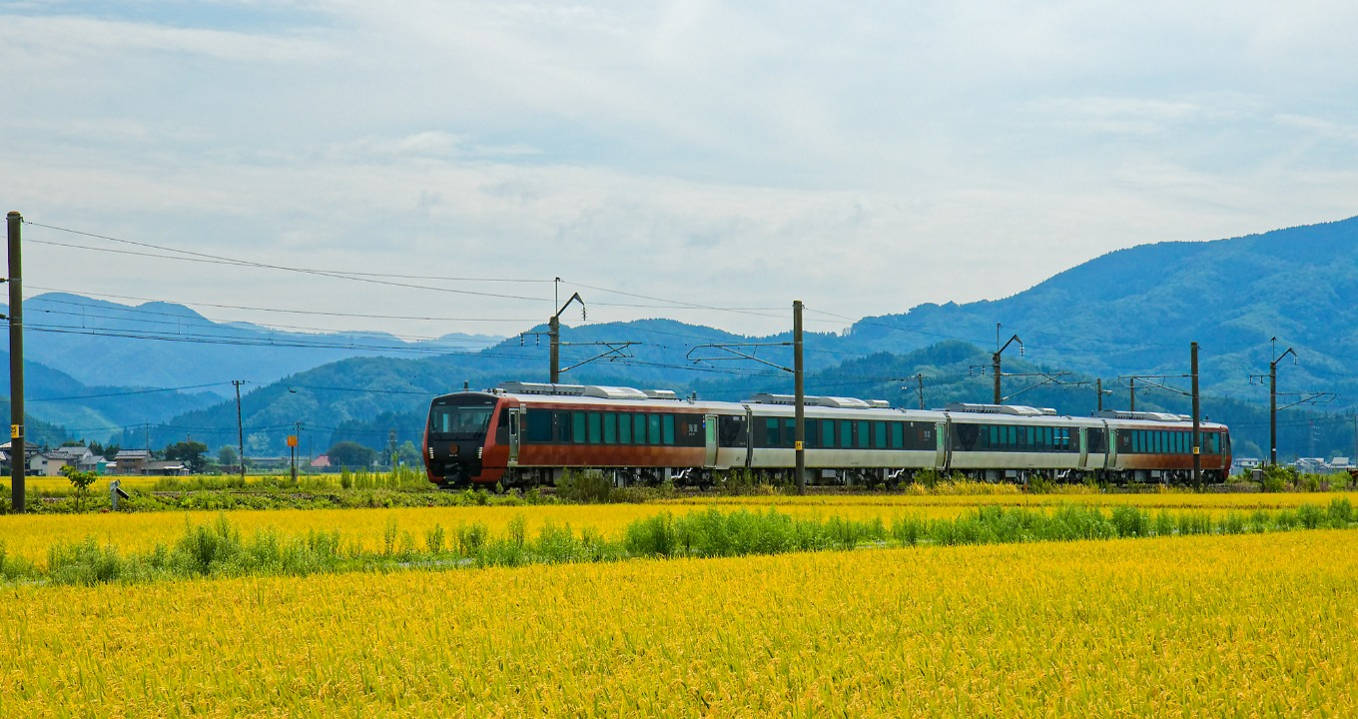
<box><xmin>1089</xmin><ymin>429</ymin><xmax>1104</xmax><ymax>453</ymax></box>
<box><xmin>854</xmin><ymin>421</ymin><xmax>867</xmax><ymax>449</ymax></box>
<box><xmin>840</xmin><ymin>421</ymin><xmax>852</xmax><ymax>448</ymax></box>
<box><xmin>873</xmin><ymin>422</ymin><xmax>886</xmax><ymax>449</ymax></box>
<box><xmin>765</xmin><ymin>418</ymin><xmax>780</xmax><ymax>446</ymax></box>
<box><xmin>648</xmin><ymin>415</ymin><xmax>661</xmax><ymax>445</ymax></box>
<box><xmin>663</xmin><ymin>415</ymin><xmax>676</xmax><ymax>445</ymax></box>
<box><xmin>587</xmin><ymin>413</ymin><xmax>601</xmax><ymax>444</ymax></box>
<box><xmin>603</xmin><ymin>413</ymin><xmax>617</xmax><ymax>444</ymax></box>
<box><xmin>891</xmin><ymin>423</ymin><xmax>904</xmax><ymax>449</ymax></box>
<box><xmin>718</xmin><ymin>415</ymin><xmax>746</xmax><ymax>446</ymax></box>
<box><xmin>569</xmin><ymin>412</ymin><xmax>584</xmax><ymax>444</ymax></box>
<box><xmin>526</xmin><ymin>410</ymin><xmax>553</xmax><ymax>443</ymax></box>
<box><xmin>821</xmin><ymin>420</ymin><xmax>835</xmax><ymax>448</ymax></box>
<box><xmin>618</xmin><ymin>414</ymin><xmax>632</xmax><ymax>444</ymax></box>
<box><xmin>785</xmin><ymin>419</ymin><xmax>796</xmax><ymax>447</ymax></box>
<box><xmin>634</xmin><ymin>414</ymin><xmax>647</xmax><ymax>444</ymax></box>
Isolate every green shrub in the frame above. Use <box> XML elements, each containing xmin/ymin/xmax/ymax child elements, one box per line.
<box><xmin>556</xmin><ymin>470</ymin><xmax>613</xmax><ymax>503</ymax></box>
<box><xmin>425</xmin><ymin>524</ymin><xmax>446</xmax><ymax>554</ymax></box>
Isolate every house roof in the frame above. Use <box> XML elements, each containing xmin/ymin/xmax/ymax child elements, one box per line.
<box><xmin>115</xmin><ymin>450</ymin><xmax>152</xmax><ymax>459</ymax></box>
<box><xmin>310</xmin><ymin>455</ymin><xmax>332</xmax><ymax>468</ymax></box>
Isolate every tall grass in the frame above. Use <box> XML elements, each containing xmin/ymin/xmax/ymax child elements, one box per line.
<box><xmin>7</xmin><ymin>499</ymin><xmax>1357</xmax><ymax>586</ymax></box>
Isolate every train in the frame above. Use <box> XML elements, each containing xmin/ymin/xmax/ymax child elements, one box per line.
<box><xmin>422</xmin><ymin>381</ymin><xmax>1232</xmax><ymax>489</ymax></box>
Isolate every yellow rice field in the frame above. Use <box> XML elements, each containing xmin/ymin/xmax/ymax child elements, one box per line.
<box><xmin>0</xmin><ymin>503</ymin><xmax>967</xmax><ymax>566</ymax></box>
<box><xmin>3</xmin><ymin>491</ymin><xmax>1354</xmax><ymax>566</ymax></box>
<box><xmin>3</xmin><ymin>530</ymin><xmax>1356</xmax><ymax>716</ymax></box>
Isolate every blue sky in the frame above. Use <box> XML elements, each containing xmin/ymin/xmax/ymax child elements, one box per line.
<box><xmin>2</xmin><ymin>0</ymin><xmax>1355</xmax><ymax>339</ymax></box>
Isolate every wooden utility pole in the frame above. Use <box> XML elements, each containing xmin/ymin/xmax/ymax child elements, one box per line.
<box><xmin>7</xmin><ymin>212</ymin><xmax>23</xmax><ymax>513</ymax></box>
<box><xmin>793</xmin><ymin>300</ymin><xmax>805</xmax><ymax>495</ymax></box>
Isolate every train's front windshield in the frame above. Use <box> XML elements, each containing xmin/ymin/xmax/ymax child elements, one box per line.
<box><xmin>429</xmin><ymin>400</ymin><xmax>495</xmax><ymax>439</ymax></box>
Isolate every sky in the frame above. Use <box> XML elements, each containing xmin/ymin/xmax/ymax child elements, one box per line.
<box><xmin>2</xmin><ymin>0</ymin><xmax>1356</xmax><ymax>343</ymax></box>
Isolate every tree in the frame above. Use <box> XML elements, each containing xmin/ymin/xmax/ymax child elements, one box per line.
<box><xmin>325</xmin><ymin>441</ymin><xmax>376</xmax><ymax>469</ymax></box>
<box><xmin>396</xmin><ymin>440</ymin><xmax>422</xmax><ymax>468</ymax></box>
<box><xmin>217</xmin><ymin>445</ymin><xmax>239</xmax><ymax>468</ymax></box>
<box><xmin>164</xmin><ymin>441</ymin><xmax>210</xmax><ymax>473</ymax></box>
<box><xmin>60</xmin><ymin>465</ymin><xmax>98</xmax><ymax>511</ymax></box>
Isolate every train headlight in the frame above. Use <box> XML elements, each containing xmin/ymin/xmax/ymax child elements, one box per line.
<box><xmin>477</xmin><ymin>447</ymin><xmax>484</xmax><ymax>459</ymax></box>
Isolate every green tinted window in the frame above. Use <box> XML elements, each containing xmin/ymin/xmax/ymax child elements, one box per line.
<box><xmin>822</xmin><ymin>420</ymin><xmax>835</xmax><ymax>448</ymax></box>
<box><xmin>635</xmin><ymin>414</ymin><xmax>648</xmax><ymax>444</ymax></box>
<box><xmin>841</xmin><ymin>421</ymin><xmax>852</xmax><ymax>448</ymax></box>
<box><xmin>603</xmin><ymin>413</ymin><xmax>616</xmax><ymax>444</ymax></box>
<box><xmin>572</xmin><ymin>412</ymin><xmax>586</xmax><ymax>444</ymax></box>
<box><xmin>588</xmin><ymin>412</ymin><xmax>601</xmax><ymax>444</ymax></box>
<box><xmin>618</xmin><ymin>414</ymin><xmax>632</xmax><ymax>444</ymax></box>
<box><xmin>765</xmin><ymin>418</ymin><xmax>780</xmax><ymax>446</ymax></box>
<box><xmin>526</xmin><ymin>410</ymin><xmax>552</xmax><ymax>442</ymax></box>
<box><xmin>874</xmin><ymin>422</ymin><xmax>886</xmax><ymax>449</ymax></box>
<box><xmin>663</xmin><ymin>415</ymin><xmax>675</xmax><ymax>445</ymax></box>
<box><xmin>891</xmin><ymin>423</ymin><xmax>904</xmax><ymax>449</ymax></box>
<box><xmin>649</xmin><ymin>415</ymin><xmax>661</xmax><ymax>444</ymax></box>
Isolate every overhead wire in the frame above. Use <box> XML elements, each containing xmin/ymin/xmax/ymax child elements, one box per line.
<box><xmin>24</xmin><ymin>221</ymin><xmax>552</xmax><ymax>303</ymax></box>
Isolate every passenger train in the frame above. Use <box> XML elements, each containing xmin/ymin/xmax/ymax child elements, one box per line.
<box><xmin>423</xmin><ymin>381</ymin><xmax>1232</xmax><ymax>489</ymax></box>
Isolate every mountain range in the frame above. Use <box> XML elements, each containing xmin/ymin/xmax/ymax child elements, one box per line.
<box><xmin>4</xmin><ymin>215</ymin><xmax>1358</xmax><ymax>463</ymax></box>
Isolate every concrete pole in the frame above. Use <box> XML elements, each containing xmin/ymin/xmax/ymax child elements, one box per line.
<box><xmin>7</xmin><ymin>212</ymin><xmax>23</xmax><ymax>513</ymax></box>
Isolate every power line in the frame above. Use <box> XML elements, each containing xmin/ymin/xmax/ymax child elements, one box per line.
<box><xmin>24</xmin><ymin>323</ymin><xmax>543</xmax><ymax>360</ymax></box>
<box><xmin>30</xmin><ymin>382</ymin><xmax>234</xmax><ymax>402</ymax></box>
<box><xmin>24</xmin><ymin>221</ymin><xmax>551</xmax><ymax>303</ymax></box>
<box><xmin>26</xmin><ymin>286</ymin><xmax>538</xmax><ymax>324</ymax></box>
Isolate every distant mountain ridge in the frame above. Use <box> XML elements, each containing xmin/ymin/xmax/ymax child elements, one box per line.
<box><xmin>6</xmin><ymin>214</ymin><xmax>1358</xmax><ymax>461</ymax></box>
<box><xmin>4</xmin><ymin>293</ymin><xmax>503</xmax><ymax>394</ymax></box>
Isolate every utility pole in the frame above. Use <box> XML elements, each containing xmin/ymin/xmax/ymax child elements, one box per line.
<box><xmin>916</xmin><ymin>374</ymin><xmax>925</xmax><ymax>410</ymax></box>
<box><xmin>6</xmin><ymin>211</ymin><xmax>23</xmax><ymax>513</ymax></box>
<box><xmin>793</xmin><ymin>300</ymin><xmax>805</xmax><ymax>496</ymax></box>
<box><xmin>1191</xmin><ymin>342</ymin><xmax>1201</xmax><ymax>489</ymax></box>
<box><xmin>389</xmin><ymin>429</ymin><xmax>398</xmax><ymax>470</ymax></box>
<box><xmin>1268</xmin><ymin>338</ymin><xmax>1296</xmax><ymax>467</ymax></box>
<box><xmin>548</xmin><ymin>287</ymin><xmax>585</xmax><ymax>384</ymax></box>
<box><xmin>232</xmin><ymin>380</ymin><xmax>246</xmax><ymax>482</ymax></box>
<box><xmin>992</xmin><ymin>324</ymin><xmax>1023</xmax><ymax>404</ymax></box>
<box><xmin>1096</xmin><ymin>378</ymin><xmax>1104</xmax><ymax>412</ymax></box>
<box><xmin>1129</xmin><ymin>377</ymin><xmax>1136</xmax><ymax>411</ymax></box>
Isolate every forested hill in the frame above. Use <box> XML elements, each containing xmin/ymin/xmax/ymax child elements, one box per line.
<box><xmin>843</xmin><ymin>215</ymin><xmax>1358</xmax><ymax>400</ymax></box>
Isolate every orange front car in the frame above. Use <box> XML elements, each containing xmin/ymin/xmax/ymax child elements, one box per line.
<box><xmin>423</xmin><ymin>392</ymin><xmax>507</xmax><ymax>488</ymax></box>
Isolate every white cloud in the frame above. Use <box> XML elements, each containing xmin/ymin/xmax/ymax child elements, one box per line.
<box><xmin>1</xmin><ymin>0</ymin><xmax>1356</xmax><ymax>342</ymax></box>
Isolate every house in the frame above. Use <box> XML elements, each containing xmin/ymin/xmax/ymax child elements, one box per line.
<box><xmin>113</xmin><ymin>449</ymin><xmax>151</xmax><ymax>475</ymax></box>
<box><xmin>47</xmin><ymin>446</ymin><xmax>100</xmax><ymax>473</ymax></box>
<box><xmin>310</xmin><ymin>455</ymin><xmax>333</xmax><ymax>470</ymax></box>
<box><xmin>0</xmin><ymin>441</ymin><xmax>43</xmax><ymax>474</ymax></box>
<box><xmin>30</xmin><ymin>452</ymin><xmax>71</xmax><ymax>477</ymax></box>
<box><xmin>145</xmin><ymin>460</ymin><xmax>189</xmax><ymax>476</ymax></box>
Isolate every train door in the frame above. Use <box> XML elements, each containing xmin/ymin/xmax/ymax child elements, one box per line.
<box><xmin>743</xmin><ymin>405</ymin><xmax>755</xmax><ymax>468</ymax></box>
<box><xmin>1078</xmin><ymin>427</ymin><xmax>1089</xmax><ymax>469</ymax></box>
<box><xmin>936</xmin><ymin>419</ymin><xmax>951</xmax><ymax>472</ymax></box>
<box><xmin>704</xmin><ymin>414</ymin><xmax>718</xmax><ymax>468</ymax></box>
<box><xmin>507</xmin><ymin>407</ymin><xmax>522</xmax><ymax>466</ymax></box>
<box><xmin>1104</xmin><ymin>423</ymin><xmax>1117</xmax><ymax>470</ymax></box>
